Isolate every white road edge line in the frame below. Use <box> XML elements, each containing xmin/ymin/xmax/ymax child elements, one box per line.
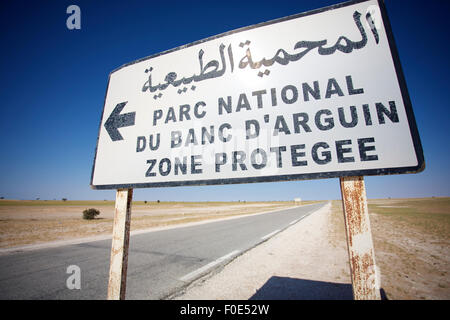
<box><xmin>289</xmin><ymin>219</ymin><xmax>299</xmax><ymax>225</ymax></box>
<box><xmin>261</xmin><ymin>229</ymin><xmax>281</xmax><ymax>241</ymax></box>
<box><xmin>180</xmin><ymin>250</ymin><xmax>241</xmax><ymax>282</ymax></box>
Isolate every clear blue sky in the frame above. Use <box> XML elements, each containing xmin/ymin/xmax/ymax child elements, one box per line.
<box><xmin>0</xmin><ymin>0</ymin><xmax>448</xmax><ymax>201</ymax></box>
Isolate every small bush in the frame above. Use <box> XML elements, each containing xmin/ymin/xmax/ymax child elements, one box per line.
<box><xmin>83</xmin><ymin>208</ymin><xmax>100</xmax><ymax>220</ymax></box>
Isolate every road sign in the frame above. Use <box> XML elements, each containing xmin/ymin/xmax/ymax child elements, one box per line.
<box><xmin>91</xmin><ymin>0</ymin><xmax>424</xmax><ymax>190</ymax></box>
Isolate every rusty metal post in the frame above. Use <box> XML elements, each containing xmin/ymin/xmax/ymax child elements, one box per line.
<box><xmin>339</xmin><ymin>176</ymin><xmax>381</xmax><ymax>300</ymax></box>
<box><xmin>107</xmin><ymin>188</ymin><xmax>133</xmax><ymax>300</ymax></box>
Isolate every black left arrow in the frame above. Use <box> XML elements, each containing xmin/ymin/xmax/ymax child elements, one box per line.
<box><xmin>104</xmin><ymin>101</ymin><xmax>136</xmax><ymax>141</ymax></box>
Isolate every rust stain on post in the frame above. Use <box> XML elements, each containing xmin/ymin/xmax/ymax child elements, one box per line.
<box><xmin>340</xmin><ymin>176</ymin><xmax>380</xmax><ymax>300</ymax></box>
<box><xmin>107</xmin><ymin>188</ymin><xmax>133</xmax><ymax>300</ymax></box>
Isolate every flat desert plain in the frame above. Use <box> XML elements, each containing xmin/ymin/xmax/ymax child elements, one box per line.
<box><xmin>0</xmin><ymin>200</ymin><xmax>303</xmax><ymax>248</ymax></box>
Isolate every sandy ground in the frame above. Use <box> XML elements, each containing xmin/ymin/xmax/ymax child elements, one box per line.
<box><xmin>0</xmin><ymin>202</ymin><xmax>299</xmax><ymax>249</ymax></box>
<box><xmin>369</xmin><ymin>210</ymin><xmax>450</xmax><ymax>299</ymax></box>
<box><xmin>0</xmin><ymin>202</ymin><xmax>291</xmax><ymax>220</ymax></box>
<box><xmin>172</xmin><ymin>202</ymin><xmax>355</xmax><ymax>300</ymax></box>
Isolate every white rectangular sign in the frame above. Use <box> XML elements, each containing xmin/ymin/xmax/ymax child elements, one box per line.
<box><xmin>91</xmin><ymin>0</ymin><xmax>424</xmax><ymax>189</ymax></box>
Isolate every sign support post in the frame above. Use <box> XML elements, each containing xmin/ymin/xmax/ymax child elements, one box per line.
<box><xmin>107</xmin><ymin>188</ymin><xmax>133</xmax><ymax>300</ymax></box>
<box><xmin>340</xmin><ymin>176</ymin><xmax>380</xmax><ymax>300</ymax></box>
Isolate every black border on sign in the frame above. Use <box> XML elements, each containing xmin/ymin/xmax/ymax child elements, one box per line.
<box><xmin>90</xmin><ymin>0</ymin><xmax>424</xmax><ymax>190</ymax></box>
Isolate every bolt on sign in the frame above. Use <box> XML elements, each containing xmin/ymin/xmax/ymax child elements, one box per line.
<box><xmin>91</xmin><ymin>0</ymin><xmax>424</xmax><ymax>190</ymax></box>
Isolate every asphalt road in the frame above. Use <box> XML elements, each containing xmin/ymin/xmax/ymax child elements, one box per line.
<box><xmin>0</xmin><ymin>202</ymin><xmax>325</xmax><ymax>299</ymax></box>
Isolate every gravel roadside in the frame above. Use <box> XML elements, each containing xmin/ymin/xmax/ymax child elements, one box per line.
<box><xmin>173</xmin><ymin>202</ymin><xmax>353</xmax><ymax>300</ymax></box>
